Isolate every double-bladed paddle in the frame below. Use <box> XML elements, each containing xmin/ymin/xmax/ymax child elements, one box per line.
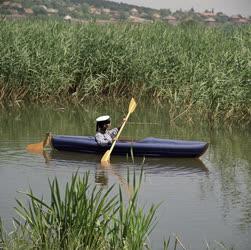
<box><xmin>101</xmin><ymin>97</ymin><xmax>137</xmax><ymax>165</ymax></box>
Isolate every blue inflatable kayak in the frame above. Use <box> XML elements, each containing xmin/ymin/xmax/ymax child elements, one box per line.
<box><xmin>51</xmin><ymin>135</ymin><xmax>208</xmax><ymax>158</ymax></box>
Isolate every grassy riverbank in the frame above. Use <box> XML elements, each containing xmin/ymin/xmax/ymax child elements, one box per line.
<box><xmin>0</xmin><ymin>19</ymin><xmax>250</xmax><ymax>122</ymax></box>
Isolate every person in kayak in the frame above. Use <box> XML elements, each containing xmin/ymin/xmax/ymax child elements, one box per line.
<box><xmin>95</xmin><ymin>115</ymin><xmax>123</xmax><ymax>146</ymax></box>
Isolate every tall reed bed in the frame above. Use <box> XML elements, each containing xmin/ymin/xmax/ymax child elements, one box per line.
<box><xmin>0</xmin><ymin>19</ymin><xmax>250</xmax><ymax>121</ymax></box>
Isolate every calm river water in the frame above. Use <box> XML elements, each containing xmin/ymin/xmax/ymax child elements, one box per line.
<box><xmin>0</xmin><ymin>101</ymin><xmax>250</xmax><ymax>250</ymax></box>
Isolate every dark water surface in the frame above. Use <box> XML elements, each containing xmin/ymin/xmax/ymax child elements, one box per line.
<box><xmin>0</xmin><ymin>102</ymin><xmax>250</xmax><ymax>249</ymax></box>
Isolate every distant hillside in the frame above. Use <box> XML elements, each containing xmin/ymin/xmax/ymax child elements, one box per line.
<box><xmin>0</xmin><ymin>0</ymin><xmax>250</xmax><ymax>25</ymax></box>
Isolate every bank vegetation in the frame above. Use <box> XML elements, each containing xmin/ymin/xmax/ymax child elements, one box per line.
<box><xmin>0</xmin><ymin>19</ymin><xmax>250</xmax><ymax>123</ymax></box>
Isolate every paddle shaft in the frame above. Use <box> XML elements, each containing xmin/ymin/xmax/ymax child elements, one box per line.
<box><xmin>109</xmin><ymin>111</ymin><xmax>131</xmax><ymax>153</ymax></box>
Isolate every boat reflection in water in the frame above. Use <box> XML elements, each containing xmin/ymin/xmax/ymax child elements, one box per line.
<box><xmin>41</xmin><ymin>150</ymin><xmax>208</xmax><ymax>187</ymax></box>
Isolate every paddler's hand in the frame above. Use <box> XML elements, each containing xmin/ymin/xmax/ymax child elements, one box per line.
<box><xmin>121</xmin><ymin>117</ymin><xmax>127</xmax><ymax>124</ymax></box>
<box><xmin>117</xmin><ymin>117</ymin><xmax>127</xmax><ymax>131</ymax></box>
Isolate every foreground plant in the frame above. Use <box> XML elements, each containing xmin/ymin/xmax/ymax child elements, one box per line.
<box><xmin>0</xmin><ymin>171</ymin><xmax>158</xmax><ymax>249</ymax></box>
<box><xmin>0</xmin><ymin>169</ymin><xmax>234</xmax><ymax>250</ymax></box>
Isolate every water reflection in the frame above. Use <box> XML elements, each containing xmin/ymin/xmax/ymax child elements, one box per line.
<box><xmin>41</xmin><ymin>150</ymin><xmax>209</xmax><ymax>184</ymax></box>
<box><xmin>95</xmin><ymin>169</ymin><xmax>108</xmax><ymax>186</ymax></box>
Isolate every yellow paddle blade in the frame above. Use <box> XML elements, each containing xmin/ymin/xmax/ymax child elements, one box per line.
<box><xmin>101</xmin><ymin>149</ymin><xmax>111</xmax><ymax>165</ymax></box>
<box><xmin>26</xmin><ymin>141</ymin><xmax>44</xmax><ymax>153</ymax></box>
<box><xmin>129</xmin><ymin>97</ymin><xmax>137</xmax><ymax>114</ymax></box>
<box><xmin>26</xmin><ymin>132</ymin><xmax>52</xmax><ymax>153</ymax></box>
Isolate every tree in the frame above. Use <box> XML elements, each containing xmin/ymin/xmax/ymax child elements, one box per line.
<box><xmin>160</xmin><ymin>8</ymin><xmax>171</xmax><ymax>17</ymax></box>
<box><xmin>119</xmin><ymin>11</ymin><xmax>130</xmax><ymax>20</ymax></box>
<box><xmin>216</xmin><ymin>15</ymin><xmax>229</xmax><ymax>22</ymax></box>
<box><xmin>32</xmin><ymin>5</ymin><xmax>48</xmax><ymax>16</ymax></box>
<box><xmin>81</xmin><ymin>3</ymin><xmax>90</xmax><ymax>14</ymax></box>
